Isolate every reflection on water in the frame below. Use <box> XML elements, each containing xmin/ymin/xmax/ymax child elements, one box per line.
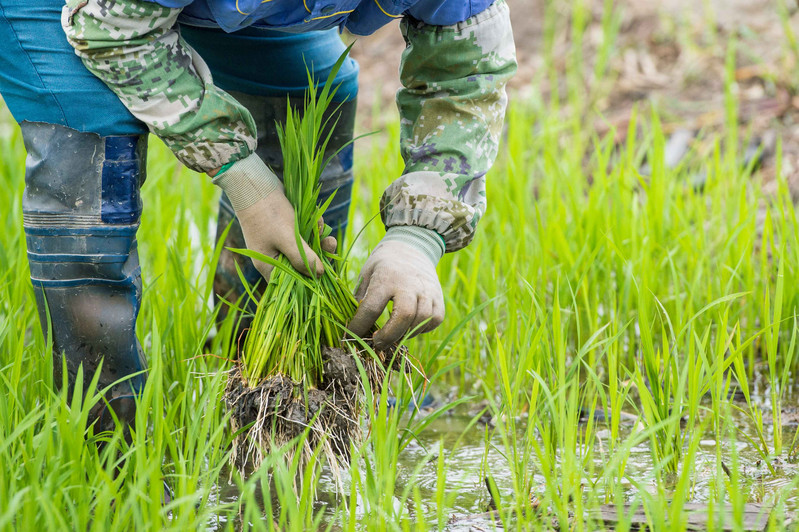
<box><xmin>205</xmin><ymin>387</ymin><xmax>799</xmax><ymax>529</ymax></box>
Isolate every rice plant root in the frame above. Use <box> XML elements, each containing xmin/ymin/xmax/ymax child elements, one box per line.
<box><xmin>225</xmin><ymin>343</ymin><xmax>407</xmax><ymax>474</ymax></box>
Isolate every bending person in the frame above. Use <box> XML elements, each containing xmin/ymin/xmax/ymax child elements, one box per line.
<box><xmin>0</xmin><ymin>0</ymin><xmax>516</xmax><ymax>430</ymax></box>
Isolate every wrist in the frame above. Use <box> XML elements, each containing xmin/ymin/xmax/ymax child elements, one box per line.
<box><xmin>211</xmin><ymin>153</ymin><xmax>282</xmax><ymax>212</ymax></box>
<box><xmin>383</xmin><ymin>226</ymin><xmax>445</xmax><ymax>265</ymax></box>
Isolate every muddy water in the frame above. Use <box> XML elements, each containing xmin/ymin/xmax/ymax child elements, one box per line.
<box><xmin>207</xmin><ymin>387</ymin><xmax>799</xmax><ymax>529</ymax></box>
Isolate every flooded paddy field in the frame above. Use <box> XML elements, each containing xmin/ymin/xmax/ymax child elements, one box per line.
<box><xmin>4</xmin><ymin>0</ymin><xmax>799</xmax><ymax>530</ymax></box>
<box><xmin>205</xmin><ymin>388</ymin><xmax>799</xmax><ymax>530</ymax></box>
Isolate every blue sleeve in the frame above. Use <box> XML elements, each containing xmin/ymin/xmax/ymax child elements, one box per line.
<box><xmin>406</xmin><ymin>0</ymin><xmax>495</xmax><ymax>26</ymax></box>
<box><xmin>142</xmin><ymin>0</ymin><xmax>194</xmax><ymax>7</ymax></box>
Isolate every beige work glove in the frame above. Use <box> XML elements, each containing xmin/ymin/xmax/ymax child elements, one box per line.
<box><xmin>348</xmin><ymin>226</ymin><xmax>446</xmax><ymax>349</ymax></box>
<box><xmin>211</xmin><ymin>153</ymin><xmax>335</xmax><ymax>281</ymax></box>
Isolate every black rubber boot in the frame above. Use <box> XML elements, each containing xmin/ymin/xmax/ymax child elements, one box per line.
<box><xmin>21</xmin><ymin>122</ymin><xmax>148</xmax><ymax>433</ymax></box>
<box><xmin>213</xmin><ymin>94</ymin><xmax>356</xmax><ymax>344</ymax></box>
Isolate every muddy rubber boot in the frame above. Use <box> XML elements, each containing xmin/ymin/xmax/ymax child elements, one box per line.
<box><xmin>21</xmin><ymin>122</ymin><xmax>148</xmax><ymax>434</ymax></box>
<box><xmin>213</xmin><ymin>94</ymin><xmax>356</xmax><ymax>344</ymax></box>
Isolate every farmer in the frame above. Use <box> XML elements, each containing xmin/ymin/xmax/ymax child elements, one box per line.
<box><xmin>0</xmin><ymin>0</ymin><xmax>516</xmax><ymax>430</ymax></box>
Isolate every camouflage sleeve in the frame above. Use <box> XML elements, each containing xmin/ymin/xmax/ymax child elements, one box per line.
<box><xmin>382</xmin><ymin>0</ymin><xmax>517</xmax><ymax>252</ymax></box>
<box><xmin>61</xmin><ymin>0</ymin><xmax>255</xmax><ymax>173</ymax></box>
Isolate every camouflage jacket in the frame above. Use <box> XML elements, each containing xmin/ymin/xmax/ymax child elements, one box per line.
<box><xmin>62</xmin><ymin>0</ymin><xmax>516</xmax><ymax>252</ymax></box>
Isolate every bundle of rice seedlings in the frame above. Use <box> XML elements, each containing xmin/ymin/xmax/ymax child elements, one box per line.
<box><xmin>224</xmin><ymin>52</ymin><xmax>401</xmax><ymax>474</ymax></box>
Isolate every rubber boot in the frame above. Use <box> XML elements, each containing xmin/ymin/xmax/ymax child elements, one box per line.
<box><xmin>21</xmin><ymin>122</ymin><xmax>147</xmax><ymax>433</ymax></box>
<box><xmin>213</xmin><ymin>94</ymin><xmax>356</xmax><ymax>346</ymax></box>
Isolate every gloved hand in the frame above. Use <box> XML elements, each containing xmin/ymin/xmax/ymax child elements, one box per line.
<box><xmin>348</xmin><ymin>226</ymin><xmax>446</xmax><ymax>349</ymax></box>
<box><xmin>211</xmin><ymin>153</ymin><xmax>335</xmax><ymax>281</ymax></box>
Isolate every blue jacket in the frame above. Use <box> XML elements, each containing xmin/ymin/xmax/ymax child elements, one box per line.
<box><xmin>146</xmin><ymin>0</ymin><xmax>494</xmax><ymax>35</ymax></box>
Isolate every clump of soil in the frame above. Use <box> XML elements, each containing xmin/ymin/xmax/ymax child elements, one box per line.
<box><xmin>225</xmin><ymin>343</ymin><xmax>407</xmax><ymax>474</ymax></box>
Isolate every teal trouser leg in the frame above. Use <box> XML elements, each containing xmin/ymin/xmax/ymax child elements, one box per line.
<box><xmin>0</xmin><ymin>0</ymin><xmax>146</xmax><ymax>135</ymax></box>
<box><xmin>178</xmin><ymin>25</ymin><xmax>359</xmax><ymax>102</ymax></box>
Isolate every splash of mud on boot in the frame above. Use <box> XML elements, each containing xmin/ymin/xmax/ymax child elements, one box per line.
<box><xmin>224</xmin><ymin>344</ymin><xmax>407</xmax><ymax>480</ymax></box>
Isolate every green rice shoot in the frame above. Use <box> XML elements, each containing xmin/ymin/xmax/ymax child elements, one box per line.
<box><xmin>238</xmin><ymin>52</ymin><xmax>359</xmax><ymax>388</ymax></box>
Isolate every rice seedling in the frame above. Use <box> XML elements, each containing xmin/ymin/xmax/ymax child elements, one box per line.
<box><xmin>3</xmin><ymin>2</ymin><xmax>799</xmax><ymax>530</ymax></box>
<box><xmin>223</xmin><ymin>51</ymin><xmax>398</xmax><ymax>475</ymax></box>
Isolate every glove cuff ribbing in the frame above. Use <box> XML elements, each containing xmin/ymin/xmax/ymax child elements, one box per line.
<box><xmin>383</xmin><ymin>226</ymin><xmax>445</xmax><ymax>265</ymax></box>
<box><xmin>211</xmin><ymin>153</ymin><xmax>282</xmax><ymax>212</ymax></box>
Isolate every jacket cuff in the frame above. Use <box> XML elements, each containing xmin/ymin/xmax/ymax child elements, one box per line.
<box><xmin>382</xmin><ymin>226</ymin><xmax>445</xmax><ymax>265</ymax></box>
<box><xmin>211</xmin><ymin>153</ymin><xmax>282</xmax><ymax>212</ymax></box>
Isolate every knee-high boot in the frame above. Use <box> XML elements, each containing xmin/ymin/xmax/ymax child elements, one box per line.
<box><xmin>21</xmin><ymin>122</ymin><xmax>147</xmax><ymax>432</ymax></box>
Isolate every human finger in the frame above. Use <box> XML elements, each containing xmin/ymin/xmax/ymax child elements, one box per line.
<box><xmin>322</xmin><ymin>236</ymin><xmax>337</xmax><ymax>254</ymax></box>
<box><xmin>408</xmin><ymin>295</ymin><xmax>433</xmax><ymax>338</ymax></box>
<box><xmin>372</xmin><ymin>292</ymin><xmax>418</xmax><ymax>349</ymax></box>
<box><xmin>421</xmin><ymin>296</ymin><xmax>445</xmax><ymax>333</ymax></box>
<box><xmin>279</xmin><ymin>237</ymin><xmax>324</xmax><ymax>277</ymax></box>
<box><xmin>348</xmin><ymin>283</ymin><xmax>390</xmax><ymax>338</ymax></box>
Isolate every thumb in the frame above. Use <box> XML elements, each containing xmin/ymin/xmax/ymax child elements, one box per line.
<box><xmin>322</xmin><ymin>236</ymin><xmax>338</xmax><ymax>254</ymax></box>
<box><xmin>354</xmin><ymin>265</ymin><xmax>373</xmax><ymax>301</ymax></box>
<box><xmin>281</xmin><ymin>237</ymin><xmax>324</xmax><ymax>277</ymax></box>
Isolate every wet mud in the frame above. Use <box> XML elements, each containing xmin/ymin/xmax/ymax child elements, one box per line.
<box><xmin>224</xmin><ymin>344</ymin><xmax>405</xmax><ymax>472</ymax></box>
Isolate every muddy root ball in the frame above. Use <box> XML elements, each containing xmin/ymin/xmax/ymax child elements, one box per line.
<box><xmin>224</xmin><ymin>345</ymin><xmax>404</xmax><ymax>472</ymax></box>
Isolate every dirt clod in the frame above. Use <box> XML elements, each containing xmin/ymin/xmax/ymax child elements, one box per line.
<box><xmin>225</xmin><ymin>345</ymin><xmax>405</xmax><ymax>475</ymax></box>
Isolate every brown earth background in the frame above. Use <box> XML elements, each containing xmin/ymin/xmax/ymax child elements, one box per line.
<box><xmin>349</xmin><ymin>0</ymin><xmax>799</xmax><ymax>197</ymax></box>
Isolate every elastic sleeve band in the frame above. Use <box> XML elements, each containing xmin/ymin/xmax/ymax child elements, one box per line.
<box><xmin>217</xmin><ymin>160</ymin><xmax>236</xmax><ymax>175</ymax></box>
<box><xmin>382</xmin><ymin>226</ymin><xmax>446</xmax><ymax>265</ymax></box>
<box><xmin>211</xmin><ymin>153</ymin><xmax>282</xmax><ymax>212</ymax></box>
